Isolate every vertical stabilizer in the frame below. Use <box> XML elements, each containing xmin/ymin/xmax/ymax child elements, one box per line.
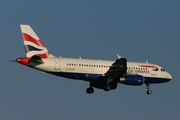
<box><xmin>20</xmin><ymin>24</ymin><xmax>54</xmax><ymax>58</ymax></box>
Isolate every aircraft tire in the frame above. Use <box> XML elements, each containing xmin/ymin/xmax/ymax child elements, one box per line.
<box><xmin>86</xmin><ymin>87</ymin><xmax>94</xmax><ymax>94</ymax></box>
<box><xmin>104</xmin><ymin>85</ymin><xmax>111</xmax><ymax>91</ymax></box>
<box><xmin>147</xmin><ymin>90</ymin><xmax>152</xmax><ymax>95</ymax></box>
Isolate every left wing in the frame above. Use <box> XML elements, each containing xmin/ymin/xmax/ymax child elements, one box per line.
<box><xmin>105</xmin><ymin>56</ymin><xmax>127</xmax><ymax>77</ymax></box>
<box><xmin>89</xmin><ymin>55</ymin><xmax>127</xmax><ymax>92</ymax></box>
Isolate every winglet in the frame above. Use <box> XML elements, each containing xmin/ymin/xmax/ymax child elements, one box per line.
<box><xmin>116</xmin><ymin>54</ymin><xmax>122</xmax><ymax>59</ymax></box>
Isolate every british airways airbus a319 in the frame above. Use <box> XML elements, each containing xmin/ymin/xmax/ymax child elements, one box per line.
<box><xmin>13</xmin><ymin>24</ymin><xmax>172</xmax><ymax>95</ymax></box>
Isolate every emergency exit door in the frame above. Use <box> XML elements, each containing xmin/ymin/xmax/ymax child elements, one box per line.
<box><xmin>54</xmin><ymin>58</ymin><xmax>60</xmax><ymax>70</ymax></box>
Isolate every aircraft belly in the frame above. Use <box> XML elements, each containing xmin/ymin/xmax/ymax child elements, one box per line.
<box><xmin>144</xmin><ymin>77</ymin><xmax>170</xmax><ymax>83</ymax></box>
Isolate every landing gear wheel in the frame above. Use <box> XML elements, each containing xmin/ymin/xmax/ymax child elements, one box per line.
<box><xmin>146</xmin><ymin>83</ymin><xmax>152</xmax><ymax>95</ymax></box>
<box><xmin>104</xmin><ymin>85</ymin><xmax>111</xmax><ymax>91</ymax></box>
<box><xmin>86</xmin><ymin>87</ymin><xmax>94</xmax><ymax>94</ymax></box>
<box><xmin>147</xmin><ymin>90</ymin><xmax>152</xmax><ymax>95</ymax></box>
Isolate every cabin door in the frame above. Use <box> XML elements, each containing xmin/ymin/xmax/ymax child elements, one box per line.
<box><xmin>151</xmin><ymin>68</ymin><xmax>157</xmax><ymax>75</ymax></box>
<box><xmin>54</xmin><ymin>58</ymin><xmax>60</xmax><ymax>70</ymax></box>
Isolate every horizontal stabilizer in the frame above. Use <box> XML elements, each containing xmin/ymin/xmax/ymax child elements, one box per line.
<box><xmin>28</xmin><ymin>55</ymin><xmax>44</xmax><ymax>64</ymax></box>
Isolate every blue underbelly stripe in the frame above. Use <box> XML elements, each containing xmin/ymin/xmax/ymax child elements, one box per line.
<box><xmin>47</xmin><ymin>72</ymin><xmax>171</xmax><ymax>83</ymax></box>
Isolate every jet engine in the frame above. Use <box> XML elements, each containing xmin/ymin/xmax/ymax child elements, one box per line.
<box><xmin>119</xmin><ymin>75</ymin><xmax>144</xmax><ymax>86</ymax></box>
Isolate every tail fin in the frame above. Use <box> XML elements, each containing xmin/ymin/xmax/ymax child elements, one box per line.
<box><xmin>20</xmin><ymin>24</ymin><xmax>54</xmax><ymax>58</ymax></box>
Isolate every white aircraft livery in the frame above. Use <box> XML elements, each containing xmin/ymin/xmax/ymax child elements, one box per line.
<box><xmin>14</xmin><ymin>24</ymin><xmax>172</xmax><ymax>95</ymax></box>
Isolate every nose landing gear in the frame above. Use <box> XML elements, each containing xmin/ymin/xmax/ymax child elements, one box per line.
<box><xmin>146</xmin><ymin>83</ymin><xmax>152</xmax><ymax>95</ymax></box>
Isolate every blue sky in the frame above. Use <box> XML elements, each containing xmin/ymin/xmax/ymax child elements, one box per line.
<box><xmin>0</xmin><ymin>0</ymin><xmax>180</xmax><ymax>120</ymax></box>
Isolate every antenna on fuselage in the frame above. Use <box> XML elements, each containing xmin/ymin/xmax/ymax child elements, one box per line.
<box><xmin>79</xmin><ymin>56</ymin><xmax>81</xmax><ymax>59</ymax></box>
<box><xmin>146</xmin><ymin>61</ymin><xmax>148</xmax><ymax>63</ymax></box>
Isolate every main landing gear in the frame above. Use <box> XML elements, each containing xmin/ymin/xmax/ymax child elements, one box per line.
<box><xmin>103</xmin><ymin>85</ymin><xmax>111</xmax><ymax>91</ymax></box>
<box><xmin>86</xmin><ymin>85</ymin><xmax>112</xmax><ymax>94</ymax></box>
<box><xmin>146</xmin><ymin>83</ymin><xmax>152</xmax><ymax>95</ymax></box>
<box><xmin>86</xmin><ymin>87</ymin><xmax>94</xmax><ymax>94</ymax></box>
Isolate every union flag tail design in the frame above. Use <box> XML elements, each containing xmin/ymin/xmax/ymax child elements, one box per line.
<box><xmin>20</xmin><ymin>24</ymin><xmax>53</xmax><ymax>58</ymax></box>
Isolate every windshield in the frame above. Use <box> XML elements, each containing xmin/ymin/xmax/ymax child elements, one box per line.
<box><xmin>152</xmin><ymin>68</ymin><xmax>159</xmax><ymax>71</ymax></box>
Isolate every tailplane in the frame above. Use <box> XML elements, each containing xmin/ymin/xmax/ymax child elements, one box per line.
<box><xmin>20</xmin><ymin>24</ymin><xmax>54</xmax><ymax>58</ymax></box>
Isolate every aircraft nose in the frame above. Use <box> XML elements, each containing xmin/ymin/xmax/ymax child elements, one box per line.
<box><xmin>166</xmin><ymin>73</ymin><xmax>172</xmax><ymax>80</ymax></box>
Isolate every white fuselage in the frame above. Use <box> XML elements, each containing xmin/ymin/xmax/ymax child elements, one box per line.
<box><xmin>34</xmin><ymin>57</ymin><xmax>172</xmax><ymax>84</ymax></box>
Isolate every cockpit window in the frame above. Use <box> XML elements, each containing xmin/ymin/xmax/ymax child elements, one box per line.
<box><xmin>161</xmin><ymin>68</ymin><xmax>166</xmax><ymax>72</ymax></box>
<box><xmin>153</xmin><ymin>68</ymin><xmax>159</xmax><ymax>71</ymax></box>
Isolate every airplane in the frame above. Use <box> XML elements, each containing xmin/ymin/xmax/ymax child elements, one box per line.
<box><xmin>13</xmin><ymin>24</ymin><xmax>172</xmax><ymax>95</ymax></box>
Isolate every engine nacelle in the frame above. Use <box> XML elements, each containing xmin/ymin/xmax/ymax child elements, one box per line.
<box><xmin>119</xmin><ymin>75</ymin><xmax>144</xmax><ymax>86</ymax></box>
